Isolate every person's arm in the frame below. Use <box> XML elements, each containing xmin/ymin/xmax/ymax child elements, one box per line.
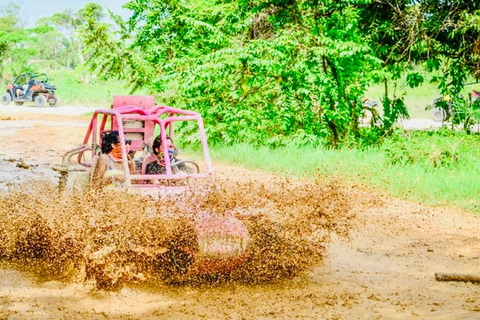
<box><xmin>127</xmin><ymin>154</ymin><xmax>135</xmax><ymax>174</ymax></box>
<box><xmin>91</xmin><ymin>154</ymin><xmax>108</xmax><ymax>188</ymax></box>
<box><xmin>89</xmin><ymin>155</ymin><xmax>99</xmax><ymax>184</ymax></box>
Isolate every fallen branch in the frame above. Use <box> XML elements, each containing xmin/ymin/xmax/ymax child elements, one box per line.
<box><xmin>435</xmin><ymin>273</ymin><xmax>480</xmax><ymax>283</ymax></box>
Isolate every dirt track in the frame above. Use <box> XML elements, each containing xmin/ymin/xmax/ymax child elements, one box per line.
<box><xmin>0</xmin><ymin>109</ymin><xmax>480</xmax><ymax>319</ymax></box>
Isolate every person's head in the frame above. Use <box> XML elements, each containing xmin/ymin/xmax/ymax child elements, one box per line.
<box><xmin>101</xmin><ymin>131</ymin><xmax>120</xmax><ymax>154</ymax></box>
<box><xmin>101</xmin><ymin>131</ymin><xmax>132</xmax><ymax>154</ymax></box>
<box><xmin>152</xmin><ymin>135</ymin><xmax>175</xmax><ymax>156</ymax></box>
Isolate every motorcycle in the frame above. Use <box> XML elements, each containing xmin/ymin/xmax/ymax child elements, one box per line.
<box><xmin>430</xmin><ymin>85</ymin><xmax>480</xmax><ymax>122</ymax></box>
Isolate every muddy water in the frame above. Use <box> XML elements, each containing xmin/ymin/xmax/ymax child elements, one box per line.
<box><xmin>0</xmin><ymin>163</ymin><xmax>354</xmax><ymax>292</ymax></box>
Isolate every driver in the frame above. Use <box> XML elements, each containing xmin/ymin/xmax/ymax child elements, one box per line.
<box><xmin>91</xmin><ymin>131</ymin><xmax>135</xmax><ymax>189</ymax></box>
<box><xmin>15</xmin><ymin>82</ymin><xmax>28</xmax><ymax>98</ymax></box>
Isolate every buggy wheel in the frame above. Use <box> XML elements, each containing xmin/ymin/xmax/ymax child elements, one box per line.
<box><xmin>431</xmin><ymin>107</ymin><xmax>446</xmax><ymax>122</ymax></box>
<box><xmin>34</xmin><ymin>95</ymin><xmax>46</xmax><ymax>107</ymax></box>
<box><xmin>1</xmin><ymin>93</ymin><xmax>11</xmax><ymax>105</ymax></box>
<box><xmin>49</xmin><ymin>97</ymin><xmax>58</xmax><ymax>107</ymax></box>
<box><xmin>14</xmin><ymin>101</ymin><xmax>24</xmax><ymax>106</ymax></box>
<box><xmin>172</xmin><ymin>160</ymin><xmax>200</xmax><ymax>174</ymax></box>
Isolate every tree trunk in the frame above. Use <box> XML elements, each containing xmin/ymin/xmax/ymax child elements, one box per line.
<box><xmin>78</xmin><ymin>42</ymin><xmax>84</xmax><ymax>65</ymax></box>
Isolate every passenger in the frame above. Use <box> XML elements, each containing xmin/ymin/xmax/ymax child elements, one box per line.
<box><xmin>91</xmin><ymin>131</ymin><xmax>135</xmax><ymax>189</ymax></box>
<box><xmin>145</xmin><ymin>135</ymin><xmax>187</xmax><ymax>184</ymax></box>
<box><xmin>146</xmin><ymin>135</ymin><xmax>176</xmax><ymax>176</ymax></box>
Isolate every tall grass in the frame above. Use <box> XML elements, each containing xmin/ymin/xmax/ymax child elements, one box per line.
<box><xmin>46</xmin><ymin>69</ymin><xmax>145</xmax><ymax>107</ymax></box>
<box><xmin>210</xmin><ymin>131</ymin><xmax>480</xmax><ymax>213</ymax></box>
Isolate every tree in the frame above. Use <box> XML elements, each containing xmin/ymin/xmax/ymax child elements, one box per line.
<box><xmin>82</xmin><ymin>0</ymin><xmax>480</xmax><ymax>146</ymax></box>
<box><xmin>83</xmin><ymin>0</ymin><xmax>383</xmax><ymax>146</ymax></box>
<box><xmin>0</xmin><ymin>2</ymin><xmax>32</xmax><ymax>77</ymax></box>
<box><xmin>29</xmin><ymin>24</ymin><xmax>65</xmax><ymax>68</ymax></box>
<box><xmin>362</xmin><ymin>0</ymin><xmax>480</xmax><ymax>132</ymax></box>
<box><xmin>38</xmin><ymin>3</ymin><xmax>105</xmax><ymax>69</ymax></box>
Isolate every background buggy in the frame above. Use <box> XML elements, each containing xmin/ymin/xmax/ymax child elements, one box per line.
<box><xmin>1</xmin><ymin>72</ymin><xmax>58</xmax><ymax>107</ymax></box>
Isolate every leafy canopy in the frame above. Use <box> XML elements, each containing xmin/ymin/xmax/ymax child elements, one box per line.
<box><xmin>82</xmin><ymin>0</ymin><xmax>480</xmax><ymax>146</ymax></box>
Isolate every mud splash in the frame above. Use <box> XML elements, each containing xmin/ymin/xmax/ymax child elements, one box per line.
<box><xmin>0</xmin><ymin>178</ymin><xmax>354</xmax><ymax>290</ymax></box>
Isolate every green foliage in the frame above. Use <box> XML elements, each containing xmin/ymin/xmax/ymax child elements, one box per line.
<box><xmin>406</xmin><ymin>72</ymin><xmax>424</xmax><ymax>88</ymax></box>
<box><xmin>0</xmin><ymin>4</ymin><xmax>32</xmax><ymax>76</ymax></box>
<box><xmin>2</xmin><ymin>0</ymin><xmax>475</xmax><ymax>148</ymax></box>
<box><xmin>84</xmin><ymin>0</ymin><xmax>389</xmax><ymax>147</ymax></box>
<box><xmin>381</xmin><ymin>130</ymin><xmax>465</xmax><ymax>168</ymax></box>
<box><xmin>380</xmin><ymin>96</ymin><xmax>410</xmax><ymax>133</ymax></box>
<box><xmin>0</xmin><ymin>2</ymin><xmax>108</xmax><ymax>78</ymax></box>
<box><xmin>429</xmin><ymin>61</ymin><xmax>480</xmax><ymax>131</ymax></box>
<box><xmin>83</xmin><ymin>0</ymin><xmax>480</xmax><ymax>147</ymax></box>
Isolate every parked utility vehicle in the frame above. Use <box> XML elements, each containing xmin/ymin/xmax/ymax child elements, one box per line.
<box><xmin>1</xmin><ymin>72</ymin><xmax>58</xmax><ymax>107</ymax></box>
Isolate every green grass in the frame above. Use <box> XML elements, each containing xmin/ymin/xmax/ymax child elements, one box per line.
<box><xmin>210</xmin><ymin>131</ymin><xmax>480</xmax><ymax>214</ymax></box>
<box><xmin>46</xmin><ymin>70</ymin><xmax>146</xmax><ymax>107</ymax></box>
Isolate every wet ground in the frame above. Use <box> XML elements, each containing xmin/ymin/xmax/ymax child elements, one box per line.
<box><xmin>0</xmin><ymin>109</ymin><xmax>479</xmax><ymax>319</ymax></box>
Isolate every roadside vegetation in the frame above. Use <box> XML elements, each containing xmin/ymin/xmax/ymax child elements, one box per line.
<box><xmin>1</xmin><ymin>1</ymin><xmax>480</xmax><ymax>213</ymax></box>
<box><xmin>207</xmin><ymin>130</ymin><xmax>480</xmax><ymax>213</ymax></box>
<box><xmin>43</xmin><ymin>70</ymin><xmax>137</xmax><ymax>106</ymax></box>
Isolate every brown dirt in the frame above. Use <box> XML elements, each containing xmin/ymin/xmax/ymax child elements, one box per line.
<box><xmin>0</xmin><ymin>111</ymin><xmax>479</xmax><ymax>319</ymax></box>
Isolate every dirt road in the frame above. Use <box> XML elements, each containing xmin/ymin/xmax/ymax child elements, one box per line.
<box><xmin>0</xmin><ymin>108</ymin><xmax>479</xmax><ymax>319</ymax></box>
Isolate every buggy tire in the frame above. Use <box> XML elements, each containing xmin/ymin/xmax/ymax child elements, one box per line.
<box><xmin>1</xmin><ymin>93</ymin><xmax>11</xmax><ymax>105</ymax></box>
<box><xmin>431</xmin><ymin>107</ymin><xmax>446</xmax><ymax>122</ymax></box>
<box><xmin>49</xmin><ymin>97</ymin><xmax>58</xmax><ymax>107</ymax></box>
<box><xmin>34</xmin><ymin>95</ymin><xmax>46</xmax><ymax>107</ymax></box>
<box><xmin>14</xmin><ymin>101</ymin><xmax>24</xmax><ymax>106</ymax></box>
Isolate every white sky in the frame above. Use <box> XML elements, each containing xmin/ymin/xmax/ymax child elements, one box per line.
<box><xmin>1</xmin><ymin>0</ymin><xmax>132</xmax><ymax>27</ymax></box>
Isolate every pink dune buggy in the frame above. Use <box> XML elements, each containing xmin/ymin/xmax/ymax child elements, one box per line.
<box><xmin>56</xmin><ymin>96</ymin><xmax>250</xmax><ymax>277</ymax></box>
<box><xmin>58</xmin><ymin>95</ymin><xmax>212</xmax><ymax>190</ymax></box>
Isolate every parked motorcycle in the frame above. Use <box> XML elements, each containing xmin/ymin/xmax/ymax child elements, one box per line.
<box><xmin>430</xmin><ymin>85</ymin><xmax>480</xmax><ymax>122</ymax></box>
<box><xmin>359</xmin><ymin>98</ymin><xmax>380</xmax><ymax>125</ymax></box>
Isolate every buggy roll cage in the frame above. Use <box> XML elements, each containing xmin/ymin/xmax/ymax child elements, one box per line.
<box><xmin>61</xmin><ymin>96</ymin><xmax>213</xmax><ymax>190</ymax></box>
<box><xmin>12</xmin><ymin>73</ymin><xmax>49</xmax><ymax>85</ymax></box>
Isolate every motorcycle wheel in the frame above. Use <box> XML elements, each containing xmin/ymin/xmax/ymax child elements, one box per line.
<box><xmin>431</xmin><ymin>107</ymin><xmax>446</xmax><ymax>122</ymax></box>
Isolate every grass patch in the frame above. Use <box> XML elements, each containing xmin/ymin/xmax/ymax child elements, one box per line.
<box><xmin>210</xmin><ymin>130</ymin><xmax>480</xmax><ymax>214</ymax></box>
<box><xmin>46</xmin><ymin>70</ymin><xmax>146</xmax><ymax>107</ymax></box>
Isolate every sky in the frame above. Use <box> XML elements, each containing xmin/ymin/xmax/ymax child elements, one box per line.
<box><xmin>1</xmin><ymin>0</ymin><xmax>132</xmax><ymax>27</ymax></box>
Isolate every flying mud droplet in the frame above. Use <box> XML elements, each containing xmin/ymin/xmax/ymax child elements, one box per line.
<box><xmin>0</xmin><ymin>177</ymin><xmax>355</xmax><ymax>290</ymax></box>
